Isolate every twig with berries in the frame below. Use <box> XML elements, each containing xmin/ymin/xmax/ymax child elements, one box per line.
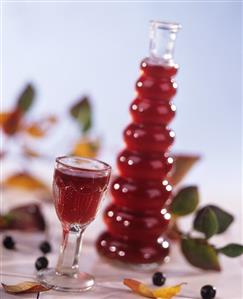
<box><xmin>167</xmin><ymin>186</ymin><xmax>243</xmax><ymax>271</ymax></box>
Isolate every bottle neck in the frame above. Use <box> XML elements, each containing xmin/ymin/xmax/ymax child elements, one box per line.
<box><xmin>149</xmin><ymin>21</ymin><xmax>181</xmax><ymax>66</ymax></box>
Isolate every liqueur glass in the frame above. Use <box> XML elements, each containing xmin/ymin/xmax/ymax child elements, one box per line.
<box><xmin>37</xmin><ymin>156</ymin><xmax>111</xmax><ymax>292</ymax></box>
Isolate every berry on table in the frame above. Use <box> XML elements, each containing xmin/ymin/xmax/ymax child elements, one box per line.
<box><xmin>152</xmin><ymin>272</ymin><xmax>166</xmax><ymax>286</ymax></box>
<box><xmin>3</xmin><ymin>235</ymin><xmax>15</xmax><ymax>250</ymax></box>
<box><xmin>201</xmin><ymin>285</ymin><xmax>216</xmax><ymax>299</ymax></box>
<box><xmin>35</xmin><ymin>256</ymin><xmax>49</xmax><ymax>271</ymax></box>
<box><xmin>39</xmin><ymin>241</ymin><xmax>52</xmax><ymax>254</ymax></box>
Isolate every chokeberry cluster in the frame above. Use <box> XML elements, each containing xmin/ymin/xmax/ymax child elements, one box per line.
<box><xmin>2</xmin><ymin>235</ymin><xmax>52</xmax><ymax>271</ymax></box>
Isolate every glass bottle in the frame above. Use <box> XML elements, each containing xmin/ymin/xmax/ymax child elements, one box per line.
<box><xmin>96</xmin><ymin>20</ymin><xmax>181</xmax><ymax>269</ymax></box>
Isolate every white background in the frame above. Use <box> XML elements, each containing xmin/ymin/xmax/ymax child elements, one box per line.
<box><xmin>2</xmin><ymin>2</ymin><xmax>242</xmax><ymax>235</ymax></box>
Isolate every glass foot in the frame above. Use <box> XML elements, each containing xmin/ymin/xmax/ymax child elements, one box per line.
<box><xmin>37</xmin><ymin>268</ymin><xmax>95</xmax><ymax>292</ymax></box>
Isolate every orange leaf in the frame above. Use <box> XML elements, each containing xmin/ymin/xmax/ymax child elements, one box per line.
<box><xmin>170</xmin><ymin>154</ymin><xmax>201</xmax><ymax>186</ymax></box>
<box><xmin>25</xmin><ymin>124</ymin><xmax>45</xmax><ymax>137</ymax></box>
<box><xmin>123</xmin><ymin>279</ymin><xmax>154</xmax><ymax>298</ymax></box>
<box><xmin>71</xmin><ymin>138</ymin><xmax>100</xmax><ymax>158</ymax></box>
<box><xmin>0</xmin><ymin>112</ymin><xmax>11</xmax><ymax>126</ymax></box>
<box><xmin>2</xmin><ymin>281</ymin><xmax>50</xmax><ymax>294</ymax></box>
<box><xmin>24</xmin><ymin>115</ymin><xmax>57</xmax><ymax>138</ymax></box>
<box><xmin>2</xmin><ymin>109</ymin><xmax>23</xmax><ymax>135</ymax></box>
<box><xmin>3</xmin><ymin>171</ymin><xmax>49</xmax><ymax>191</ymax></box>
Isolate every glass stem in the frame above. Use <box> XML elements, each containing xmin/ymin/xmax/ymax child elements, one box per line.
<box><xmin>56</xmin><ymin>224</ymin><xmax>85</xmax><ymax>276</ymax></box>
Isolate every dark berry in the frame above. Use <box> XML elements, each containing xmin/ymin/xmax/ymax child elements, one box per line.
<box><xmin>3</xmin><ymin>236</ymin><xmax>15</xmax><ymax>250</ymax></box>
<box><xmin>35</xmin><ymin>256</ymin><xmax>48</xmax><ymax>271</ymax></box>
<box><xmin>201</xmin><ymin>285</ymin><xmax>216</xmax><ymax>299</ymax></box>
<box><xmin>152</xmin><ymin>272</ymin><xmax>166</xmax><ymax>286</ymax></box>
<box><xmin>39</xmin><ymin>241</ymin><xmax>51</xmax><ymax>254</ymax></box>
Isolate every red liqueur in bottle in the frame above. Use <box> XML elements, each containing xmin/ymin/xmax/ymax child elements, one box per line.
<box><xmin>97</xmin><ymin>21</ymin><xmax>181</xmax><ymax>268</ymax></box>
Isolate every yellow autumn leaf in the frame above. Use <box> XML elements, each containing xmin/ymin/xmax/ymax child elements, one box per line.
<box><xmin>152</xmin><ymin>283</ymin><xmax>186</xmax><ymax>299</ymax></box>
<box><xmin>3</xmin><ymin>171</ymin><xmax>49</xmax><ymax>191</ymax></box>
<box><xmin>123</xmin><ymin>279</ymin><xmax>186</xmax><ymax>299</ymax></box>
<box><xmin>170</xmin><ymin>154</ymin><xmax>200</xmax><ymax>186</ymax></box>
<box><xmin>1</xmin><ymin>281</ymin><xmax>50</xmax><ymax>294</ymax></box>
<box><xmin>71</xmin><ymin>138</ymin><xmax>100</xmax><ymax>158</ymax></box>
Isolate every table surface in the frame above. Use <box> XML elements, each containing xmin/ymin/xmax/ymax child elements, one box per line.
<box><xmin>1</xmin><ymin>190</ymin><xmax>243</xmax><ymax>299</ymax></box>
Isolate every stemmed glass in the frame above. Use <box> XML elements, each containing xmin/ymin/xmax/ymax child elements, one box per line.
<box><xmin>37</xmin><ymin>156</ymin><xmax>111</xmax><ymax>292</ymax></box>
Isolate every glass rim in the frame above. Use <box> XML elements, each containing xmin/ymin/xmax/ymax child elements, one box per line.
<box><xmin>55</xmin><ymin>155</ymin><xmax>111</xmax><ymax>173</ymax></box>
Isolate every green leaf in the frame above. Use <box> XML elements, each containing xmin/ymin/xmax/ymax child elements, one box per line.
<box><xmin>207</xmin><ymin>205</ymin><xmax>234</xmax><ymax>234</ymax></box>
<box><xmin>171</xmin><ymin>186</ymin><xmax>199</xmax><ymax>216</ymax></box>
<box><xmin>70</xmin><ymin>96</ymin><xmax>92</xmax><ymax>133</ymax></box>
<box><xmin>194</xmin><ymin>205</ymin><xmax>234</xmax><ymax>236</ymax></box>
<box><xmin>17</xmin><ymin>84</ymin><xmax>35</xmax><ymax>113</ymax></box>
<box><xmin>181</xmin><ymin>238</ymin><xmax>221</xmax><ymax>271</ymax></box>
<box><xmin>218</xmin><ymin>243</ymin><xmax>243</xmax><ymax>257</ymax></box>
<box><xmin>193</xmin><ymin>207</ymin><xmax>218</xmax><ymax>239</ymax></box>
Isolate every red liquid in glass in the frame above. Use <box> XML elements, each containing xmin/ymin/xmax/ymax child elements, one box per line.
<box><xmin>53</xmin><ymin>168</ymin><xmax>110</xmax><ymax>228</ymax></box>
<box><xmin>96</xmin><ymin>59</ymin><xmax>178</xmax><ymax>265</ymax></box>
